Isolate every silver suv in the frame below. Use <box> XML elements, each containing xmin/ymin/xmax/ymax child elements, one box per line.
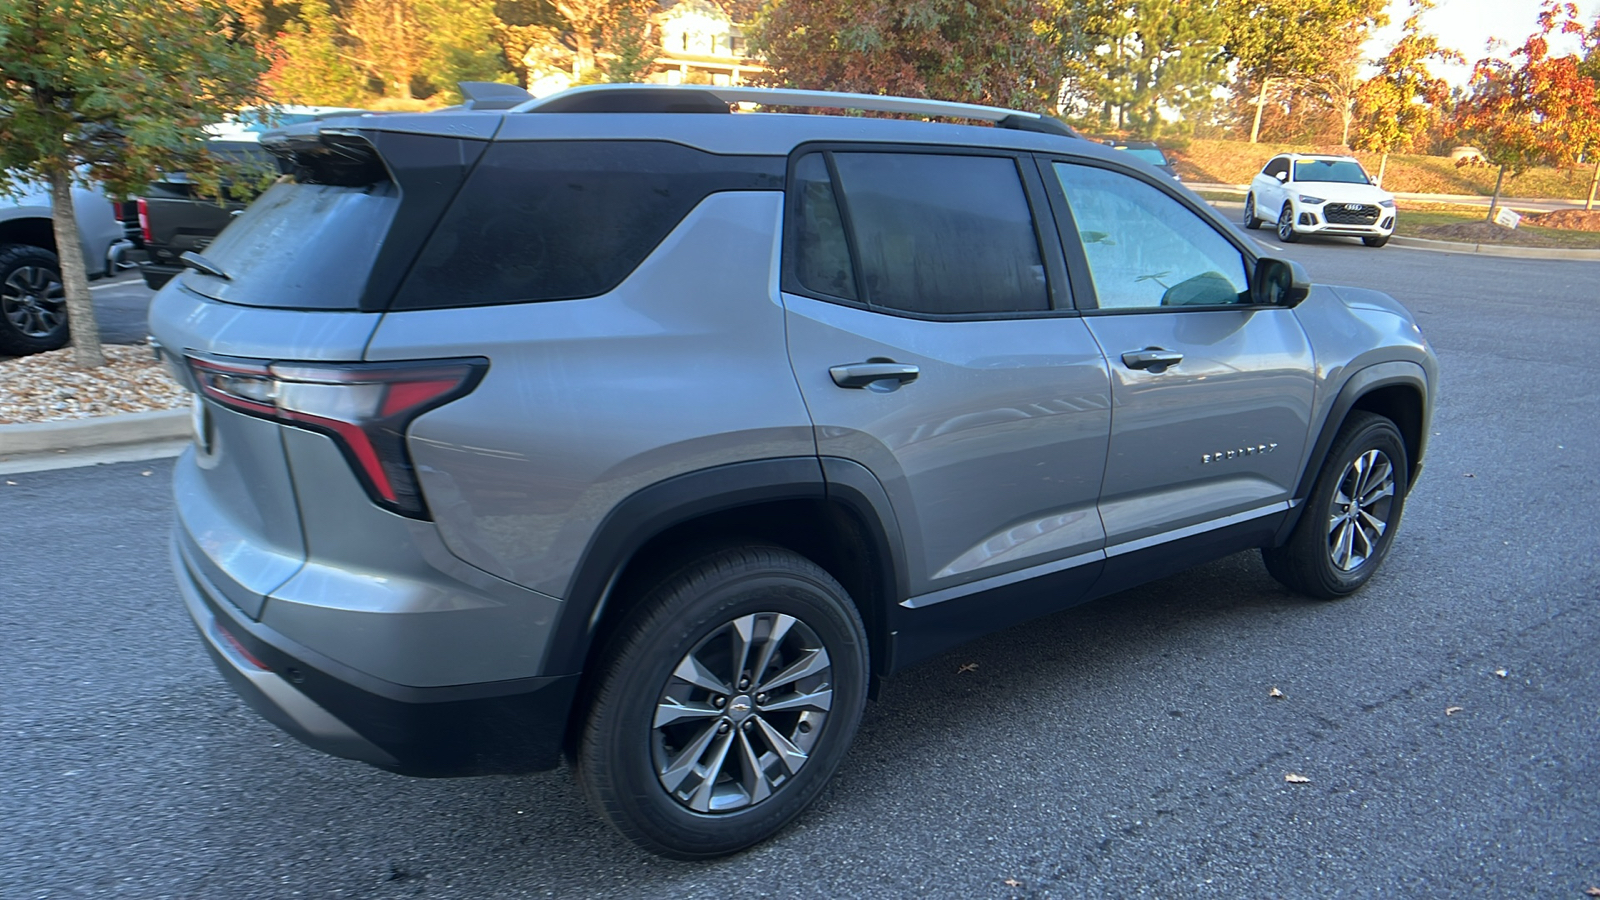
<box><xmin>151</xmin><ymin>86</ymin><xmax>1436</xmax><ymax>859</ymax></box>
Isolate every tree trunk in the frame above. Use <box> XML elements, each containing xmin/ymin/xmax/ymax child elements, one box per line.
<box><xmin>1487</xmin><ymin>164</ymin><xmax>1506</xmax><ymax>224</ymax></box>
<box><xmin>48</xmin><ymin>169</ymin><xmax>105</xmax><ymax>368</ymax></box>
<box><xmin>574</xmin><ymin>31</ymin><xmax>596</xmax><ymax>79</ymax></box>
<box><xmin>1250</xmin><ymin>77</ymin><xmax>1270</xmax><ymax>144</ymax></box>
<box><xmin>1377</xmin><ymin>153</ymin><xmax>1388</xmax><ymax>188</ymax></box>
<box><xmin>1587</xmin><ymin>157</ymin><xmax>1599</xmax><ymax>212</ymax></box>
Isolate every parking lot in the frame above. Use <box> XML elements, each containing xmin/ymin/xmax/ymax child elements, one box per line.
<box><xmin>4</xmin><ymin>237</ymin><xmax>1598</xmax><ymax>898</ymax></box>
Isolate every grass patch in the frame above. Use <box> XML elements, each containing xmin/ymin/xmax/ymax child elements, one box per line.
<box><xmin>1171</xmin><ymin>138</ymin><xmax>1600</xmax><ymax>202</ymax></box>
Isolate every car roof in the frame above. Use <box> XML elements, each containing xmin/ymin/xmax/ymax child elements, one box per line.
<box><xmin>287</xmin><ymin>85</ymin><xmax>1116</xmax><ymax>161</ymax></box>
<box><xmin>1279</xmin><ymin>153</ymin><xmax>1361</xmax><ymax>162</ymax></box>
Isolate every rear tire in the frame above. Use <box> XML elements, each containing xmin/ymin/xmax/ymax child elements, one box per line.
<box><xmin>1243</xmin><ymin>194</ymin><xmax>1262</xmax><ymax>230</ymax></box>
<box><xmin>1263</xmin><ymin>411</ymin><xmax>1409</xmax><ymax>599</ymax></box>
<box><xmin>1276</xmin><ymin>204</ymin><xmax>1300</xmax><ymax>243</ymax></box>
<box><xmin>574</xmin><ymin>543</ymin><xmax>869</xmax><ymax>859</ymax></box>
<box><xmin>0</xmin><ymin>244</ymin><xmax>69</xmax><ymax>356</ymax></box>
<box><xmin>1363</xmin><ymin>235</ymin><xmax>1390</xmax><ymax>248</ymax></box>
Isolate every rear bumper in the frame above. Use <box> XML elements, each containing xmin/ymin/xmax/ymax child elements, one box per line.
<box><xmin>173</xmin><ymin>535</ymin><xmax>579</xmax><ymax>776</ymax></box>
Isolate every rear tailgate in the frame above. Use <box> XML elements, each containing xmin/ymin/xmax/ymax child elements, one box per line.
<box><xmin>150</xmin><ymin>118</ymin><xmax>496</xmax><ymax>618</ymax></box>
<box><xmin>150</xmin><ymin>284</ymin><xmax>384</xmax><ymax>618</ymax></box>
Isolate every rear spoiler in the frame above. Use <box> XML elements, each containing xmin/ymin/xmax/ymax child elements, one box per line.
<box><xmin>260</xmin><ymin>129</ymin><xmax>389</xmax><ymax>186</ymax></box>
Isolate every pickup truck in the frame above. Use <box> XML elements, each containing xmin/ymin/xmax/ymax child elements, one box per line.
<box><xmin>0</xmin><ymin>179</ymin><xmax>129</xmax><ymax>356</ymax></box>
<box><xmin>135</xmin><ymin>140</ymin><xmax>283</xmax><ymax>290</ymax></box>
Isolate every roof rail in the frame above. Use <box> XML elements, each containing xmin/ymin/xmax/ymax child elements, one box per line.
<box><xmin>509</xmin><ymin>84</ymin><xmax>1079</xmax><ymax>137</ymax></box>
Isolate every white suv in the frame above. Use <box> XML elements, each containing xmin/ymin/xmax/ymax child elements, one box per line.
<box><xmin>1244</xmin><ymin>153</ymin><xmax>1396</xmax><ymax>248</ymax></box>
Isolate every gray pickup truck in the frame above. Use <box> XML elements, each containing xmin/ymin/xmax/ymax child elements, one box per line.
<box><xmin>0</xmin><ymin>180</ymin><xmax>128</xmax><ymax>356</ymax></box>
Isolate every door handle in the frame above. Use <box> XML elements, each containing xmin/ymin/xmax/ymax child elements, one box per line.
<box><xmin>830</xmin><ymin>361</ymin><xmax>921</xmax><ymax>389</ymax></box>
<box><xmin>1121</xmin><ymin>348</ymin><xmax>1183</xmax><ymax>372</ymax></box>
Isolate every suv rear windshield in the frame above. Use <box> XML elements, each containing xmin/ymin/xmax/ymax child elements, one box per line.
<box><xmin>179</xmin><ymin>180</ymin><xmax>400</xmax><ymax>310</ymax></box>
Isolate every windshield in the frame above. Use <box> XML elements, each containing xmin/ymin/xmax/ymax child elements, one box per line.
<box><xmin>1120</xmin><ymin>147</ymin><xmax>1169</xmax><ymax>166</ymax></box>
<box><xmin>1294</xmin><ymin>159</ymin><xmax>1370</xmax><ymax>184</ymax></box>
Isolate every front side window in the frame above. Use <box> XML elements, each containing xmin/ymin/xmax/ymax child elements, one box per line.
<box><xmin>1053</xmin><ymin>163</ymin><xmax>1249</xmax><ymax>310</ymax></box>
<box><xmin>828</xmin><ymin>152</ymin><xmax>1049</xmax><ymax>316</ymax></box>
<box><xmin>1293</xmin><ymin>159</ymin><xmax>1371</xmax><ymax>184</ymax></box>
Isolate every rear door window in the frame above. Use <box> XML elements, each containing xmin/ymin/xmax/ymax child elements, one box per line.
<box><xmin>827</xmin><ymin>152</ymin><xmax>1050</xmax><ymax>316</ymax></box>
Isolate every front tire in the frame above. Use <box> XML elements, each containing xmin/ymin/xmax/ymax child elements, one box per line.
<box><xmin>1363</xmin><ymin>235</ymin><xmax>1390</xmax><ymax>248</ymax></box>
<box><xmin>1243</xmin><ymin>194</ymin><xmax>1262</xmax><ymax>230</ymax></box>
<box><xmin>1276</xmin><ymin>204</ymin><xmax>1301</xmax><ymax>243</ymax></box>
<box><xmin>575</xmin><ymin>544</ymin><xmax>869</xmax><ymax>859</ymax></box>
<box><xmin>0</xmin><ymin>244</ymin><xmax>69</xmax><ymax>356</ymax></box>
<box><xmin>1263</xmin><ymin>411</ymin><xmax>1409</xmax><ymax>599</ymax></box>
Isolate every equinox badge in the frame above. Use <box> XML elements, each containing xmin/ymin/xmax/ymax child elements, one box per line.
<box><xmin>1203</xmin><ymin>443</ymin><xmax>1278</xmax><ymax>464</ymax></box>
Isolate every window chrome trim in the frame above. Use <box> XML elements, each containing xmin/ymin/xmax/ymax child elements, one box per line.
<box><xmin>901</xmin><ymin>500</ymin><xmax>1290</xmax><ymax>609</ymax></box>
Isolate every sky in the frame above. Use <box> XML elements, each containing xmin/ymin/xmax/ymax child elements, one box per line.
<box><xmin>1365</xmin><ymin>0</ymin><xmax>1598</xmax><ymax>85</ymax></box>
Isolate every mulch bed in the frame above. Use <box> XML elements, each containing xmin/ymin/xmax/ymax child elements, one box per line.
<box><xmin>1415</xmin><ymin>220</ymin><xmax>1569</xmax><ymax>247</ymax></box>
<box><xmin>1524</xmin><ymin>209</ymin><xmax>1600</xmax><ymax>231</ymax></box>
<box><xmin>0</xmin><ymin>342</ymin><xmax>188</xmax><ymax>425</ymax></box>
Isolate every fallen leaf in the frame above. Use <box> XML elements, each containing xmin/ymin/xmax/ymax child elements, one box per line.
<box><xmin>1446</xmin><ymin>706</ymin><xmax>1463</xmax><ymax>716</ymax></box>
<box><xmin>1494</xmin><ymin>669</ymin><xmax>1508</xmax><ymax>678</ymax></box>
<box><xmin>140</xmin><ymin>470</ymin><xmax>153</xmax><ymax>476</ymax></box>
<box><xmin>1284</xmin><ymin>773</ymin><xmax>1310</xmax><ymax>784</ymax></box>
<box><xmin>1269</xmin><ymin>687</ymin><xmax>1285</xmax><ymax>699</ymax></box>
<box><xmin>1003</xmin><ymin>878</ymin><xmax>1022</xmax><ymax>888</ymax></box>
<box><xmin>3</xmin><ymin>480</ymin><xmax>15</xmax><ymax>485</ymax></box>
<box><xmin>1463</xmin><ymin>473</ymin><xmax>1475</xmax><ymax>478</ymax></box>
<box><xmin>1583</xmin><ymin>887</ymin><xmax>1600</xmax><ymax>897</ymax></box>
<box><xmin>958</xmin><ymin>662</ymin><xmax>978</xmax><ymax>674</ymax></box>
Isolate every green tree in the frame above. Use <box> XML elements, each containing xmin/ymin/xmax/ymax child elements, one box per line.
<box><xmin>268</xmin><ymin>0</ymin><xmax>370</xmax><ymax>106</ymax></box>
<box><xmin>1351</xmin><ymin>0</ymin><xmax>1460</xmax><ymax>186</ymax></box>
<box><xmin>1055</xmin><ymin>0</ymin><xmax>1229</xmax><ymax>136</ymax></box>
<box><xmin>0</xmin><ymin>0</ymin><xmax>270</xmax><ymax>367</ymax></box>
<box><xmin>751</xmin><ymin>0</ymin><xmax>1062</xmax><ymax>111</ymax></box>
<box><xmin>416</xmin><ymin>0</ymin><xmax>516</xmax><ymax>101</ymax></box>
<box><xmin>1223</xmin><ymin>0</ymin><xmax>1388</xmax><ymax>143</ymax></box>
<box><xmin>1454</xmin><ymin>2</ymin><xmax>1600</xmax><ymax>220</ymax></box>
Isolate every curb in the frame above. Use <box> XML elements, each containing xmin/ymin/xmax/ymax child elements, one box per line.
<box><xmin>0</xmin><ymin>407</ymin><xmax>189</xmax><ymax>455</ymax></box>
<box><xmin>1387</xmin><ymin>236</ymin><xmax>1600</xmax><ymax>261</ymax></box>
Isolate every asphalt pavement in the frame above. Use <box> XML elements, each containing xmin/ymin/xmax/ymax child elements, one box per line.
<box><xmin>3</xmin><ymin>242</ymin><xmax>1598</xmax><ymax>898</ymax></box>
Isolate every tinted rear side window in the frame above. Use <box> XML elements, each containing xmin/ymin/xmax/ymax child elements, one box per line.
<box><xmin>392</xmin><ymin>141</ymin><xmax>784</xmax><ymax>310</ymax></box>
<box><xmin>830</xmin><ymin>153</ymin><xmax>1049</xmax><ymax>316</ymax></box>
<box><xmin>793</xmin><ymin>153</ymin><xmax>856</xmax><ymax>300</ymax></box>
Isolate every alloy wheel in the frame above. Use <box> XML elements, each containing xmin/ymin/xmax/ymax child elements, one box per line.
<box><xmin>1327</xmin><ymin>448</ymin><xmax>1396</xmax><ymax>572</ymax></box>
<box><xmin>652</xmin><ymin>612</ymin><xmax>833</xmax><ymax>814</ymax></box>
<box><xmin>1</xmin><ymin>265</ymin><xmax>66</xmax><ymax>338</ymax></box>
<box><xmin>1277</xmin><ymin>206</ymin><xmax>1296</xmax><ymax>242</ymax></box>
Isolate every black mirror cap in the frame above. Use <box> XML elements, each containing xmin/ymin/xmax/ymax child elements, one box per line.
<box><xmin>1252</xmin><ymin>257</ymin><xmax>1311</xmax><ymax>308</ymax></box>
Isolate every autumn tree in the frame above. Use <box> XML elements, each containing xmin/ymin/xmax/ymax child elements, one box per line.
<box><xmin>1351</xmin><ymin>0</ymin><xmax>1460</xmax><ymax>186</ymax></box>
<box><xmin>751</xmin><ymin>0</ymin><xmax>1063</xmax><ymax>112</ymax></box>
<box><xmin>269</xmin><ymin>0</ymin><xmax>369</xmax><ymax>107</ymax></box>
<box><xmin>1055</xmin><ymin>0</ymin><xmax>1229</xmax><ymax>136</ymax></box>
<box><xmin>1453</xmin><ymin>2</ymin><xmax>1600</xmax><ymax>220</ymax></box>
<box><xmin>0</xmin><ymin>0</ymin><xmax>270</xmax><ymax>367</ymax></box>
<box><xmin>1223</xmin><ymin>0</ymin><xmax>1388</xmax><ymax>143</ymax></box>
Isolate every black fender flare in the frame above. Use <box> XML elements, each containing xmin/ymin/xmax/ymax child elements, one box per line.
<box><xmin>541</xmin><ymin>456</ymin><xmax>908</xmax><ymax>676</ymax></box>
<box><xmin>1277</xmin><ymin>360</ymin><xmax>1428</xmax><ymax>543</ymax></box>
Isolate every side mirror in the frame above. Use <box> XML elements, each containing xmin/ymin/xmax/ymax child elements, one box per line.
<box><xmin>1274</xmin><ymin>171</ymin><xmax>1288</xmax><ymax>183</ymax></box>
<box><xmin>1251</xmin><ymin>257</ymin><xmax>1311</xmax><ymax>308</ymax></box>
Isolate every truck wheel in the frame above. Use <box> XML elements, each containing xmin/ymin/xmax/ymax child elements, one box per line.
<box><xmin>575</xmin><ymin>543</ymin><xmax>869</xmax><ymax>859</ymax></box>
<box><xmin>1263</xmin><ymin>411</ymin><xmax>1409</xmax><ymax>599</ymax></box>
<box><xmin>0</xmin><ymin>244</ymin><xmax>70</xmax><ymax>356</ymax></box>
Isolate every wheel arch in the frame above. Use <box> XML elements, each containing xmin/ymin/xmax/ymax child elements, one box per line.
<box><xmin>545</xmin><ymin>457</ymin><xmax>908</xmax><ymax>688</ymax></box>
<box><xmin>0</xmin><ymin>215</ymin><xmax>59</xmax><ymax>256</ymax></box>
<box><xmin>1277</xmin><ymin>362</ymin><xmax>1428</xmax><ymax>544</ymax></box>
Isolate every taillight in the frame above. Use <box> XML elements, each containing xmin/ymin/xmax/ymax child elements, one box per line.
<box><xmin>185</xmin><ymin>354</ymin><xmax>486</xmax><ymax>518</ymax></box>
<box><xmin>136</xmin><ymin>198</ymin><xmax>152</xmax><ymax>244</ymax></box>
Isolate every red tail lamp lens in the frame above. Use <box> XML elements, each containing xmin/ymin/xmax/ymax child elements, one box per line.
<box><xmin>136</xmin><ymin>198</ymin><xmax>152</xmax><ymax>244</ymax></box>
<box><xmin>185</xmin><ymin>354</ymin><xmax>486</xmax><ymax>518</ymax></box>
